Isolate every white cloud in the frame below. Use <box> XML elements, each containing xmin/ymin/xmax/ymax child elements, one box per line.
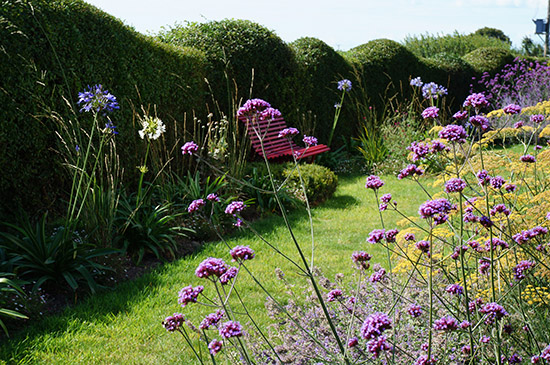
<box><xmin>457</xmin><ymin>0</ymin><xmax>545</xmax><ymax>7</ymax></box>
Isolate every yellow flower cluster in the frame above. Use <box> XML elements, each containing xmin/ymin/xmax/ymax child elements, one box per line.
<box><xmin>487</xmin><ymin>99</ymin><xmax>550</xmax><ymax>119</ymax></box>
<box><xmin>521</xmin><ymin>285</ymin><xmax>550</xmax><ymax>306</ymax></box>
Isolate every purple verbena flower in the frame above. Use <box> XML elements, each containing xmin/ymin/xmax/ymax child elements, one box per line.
<box><xmin>219</xmin><ymin>321</ymin><xmax>243</xmax><ymax>338</ymax></box>
<box><xmin>380</xmin><ymin>193</ymin><xmax>392</xmax><ymax>203</ymax></box>
<box><xmin>365</xmin><ymin>175</ymin><xmax>384</xmax><ymax>190</ymax></box>
<box><xmin>520</xmin><ymin>154</ymin><xmax>536</xmax><ymax>163</ymax></box>
<box><xmin>200</xmin><ymin>310</ymin><xmax>225</xmax><ymax>330</ymax></box>
<box><xmin>433</xmin><ymin>316</ymin><xmax>459</xmax><ymax>331</ymax></box>
<box><xmin>360</xmin><ymin>312</ymin><xmax>392</xmax><ymax>339</ymax></box>
<box><xmin>195</xmin><ymin>258</ymin><xmax>227</xmax><ymax>279</ymax></box>
<box><xmin>416</xmin><ymin>240</ymin><xmax>430</xmax><ymax>254</ymax></box>
<box><xmin>347</xmin><ymin>337</ymin><xmax>359</xmax><ymax>348</ymax></box>
<box><xmin>414</xmin><ymin>354</ymin><xmax>437</xmax><ymax>365</ymax></box>
<box><xmin>181</xmin><ymin>141</ymin><xmax>199</xmax><ymax>155</ymax></box>
<box><xmin>422</xmin><ymin>106</ymin><xmax>439</xmax><ymax>119</ymax></box>
<box><xmin>446</xmin><ymin>284</ymin><xmax>464</xmax><ymax>296</ymax></box>
<box><xmin>367</xmin><ymin>229</ymin><xmax>385</xmax><ymax>244</ymax></box>
<box><xmin>490</xmin><ymin>204</ymin><xmax>510</xmax><ymax>216</ymax></box>
<box><xmin>327</xmin><ymin>289</ymin><xmax>343</xmax><ymax>302</ymax></box>
<box><xmin>219</xmin><ymin>266</ymin><xmax>238</xmax><ymax>285</ymax></box>
<box><xmin>503</xmin><ymin>103</ymin><xmax>521</xmax><ymax>114</ymax></box>
<box><xmin>398</xmin><ymin>164</ymin><xmax>424</xmax><ymax>179</ymax></box>
<box><xmin>366</xmin><ymin>335</ymin><xmax>392</xmax><ymax>358</ymax></box>
<box><xmin>404</xmin><ymin>232</ymin><xmax>416</xmax><ymax>241</ymax></box>
<box><xmin>225</xmin><ymin>201</ymin><xmax>246</xmax><ymax>215</ymax></box>
<box><xmin>303</xmin><ymin>135</ymin><xmax>318</xmax><ymax>146</ymax></box>
<box><xmin>514</xmin><ymin>121</ymin><xmax>524</xmax><ymax>129</ymax></box>
<box><xmin>352</xmin><ymin>251</ymin><xmax>372</xmax><ymax>270</ymax></box>
<box><xmin>163</xmin><ymin>313</ymin><xmax>185</xmax><ymax>332</ymax></box>
<box><xmin>469</xmin><ymin>115</ymin><xmax>490</xmax><ymax>131</ymax></box>
<box><xmin>408</xmin><ymin>303</ymin><xmax>423</xmax><ymax>317</ymax></box>
<box><xmin>369</xmin><ymin>268</ymin><xmax>386</xmax><ymax>283</ymax></box>
<box><xmin>480</xmin><ymin>302</ymin><xmax>509</xmax><ymax>325</ymax></box>
<box><xmin>530</xmin><ymin>114</ymin><xmax>545</xmax><ymax>123</ymax></box>
<box><xmin>208</xmin><ymin>339</ymin><xmax>223</xmax><ymax>355</ymax></box>
<box><xmin>513</xmin><ymin>260</ymin><xmax>535</xmax><ymax>280</ymax></box>
<box><xmin>439</xmin><ymin>124</ymin><xmax>468</xmax><ymax>143</ymax></box>
<box><xmin>278</xmin><ymin>127</ymin><xmax>299</xmax><ymax>138</ymax></box>
<box><xmin>178</xmin><ymin>285</ymin><xmax>204</xmax><ymax>307</ymax></box>
<box><xmin>385</xmin><ymin>229</ymin><xmax>399</xmax><ymax>243</ymax></box>
<box><xmin>453</xmin><ymin>110</ymin><xmax>468</xmax><ymax>120</ymax></box>
<box><xmin>230</xmin><ymin>245</ymin><xmax>255</xmax><ymax>262</ymax></box>
<box><xmin>188</xmin><ymin>199</ymin><xmax>205</xmax><ymax>213</ymax></box>
<box><xmin>207</xmin><ymin>193</ymin><xmax>220</xmax><ymax>202</ymax></box>
<box><xmin>463</xmin><ymin>93</ymin><xmax>489</xmax><ymax>109</ymax></box>
<box><xmin>445</xmin><ymin>177</ymin><xmax>467</xmax><ymax>193</ymax></box>
<box><xmin>490</xmin><ymin>176</ymin><xmax>506</xmax><ymax>190</ymax></box>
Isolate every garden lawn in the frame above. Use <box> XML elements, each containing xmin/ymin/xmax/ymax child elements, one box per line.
<box><xmin>0</xmin><ymin>173</ymin><xmax>435</xmax><ymax>364</ymax></box>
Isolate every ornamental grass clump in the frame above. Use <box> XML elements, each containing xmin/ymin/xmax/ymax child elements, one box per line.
<box><xmin>162</xmin><ymin>86</ymin><xmax>550</xmax><ymax>364</ymax></box>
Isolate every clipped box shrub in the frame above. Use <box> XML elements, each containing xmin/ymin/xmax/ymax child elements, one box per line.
<box><xmin>462</xmin><ymin>47</ymin><xmax>515</xmax><ymax>74</ymax></box>
<box><xmin>344</xmin><ymin>39</ymin><xmax>421</xmax><ymax>116</ymax></box>
<box><xmin>282</xmin><ymin>163</ymin><xmax>338</xmax><ymax>205</ymax></box>
<box><xmin>157</xmin><ymin>19</ymin><xmax>297</xmax><ymax>118</ymax></box>
<box><xmin>0</xmin><ymin>0</ymin><xmax>208</xmax><ymax>219</ymax></box>
<box><xmin>289</xmin><ymin>37</ymin><xmax>354</xmax><ymax>143</ymax></box>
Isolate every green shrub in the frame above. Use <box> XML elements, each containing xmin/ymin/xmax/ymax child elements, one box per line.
<box><xmin>157</xmin><ymin>19</ymin><xmax>297</xmax><ymax>118</ymax></box>
<box><xmin>403</xmin><ymin>31</ymin><xmax>511</xmax><ymax>58</ymax></box>
<box><xmin>282</xmin><ymin>163</ymin><xmax>338</xmax><ymax>205</ymax></box>
<box><xmin>462</xmin><ymin>47</ymin><xmax>515</xmax><ymax>74</ymax></box>
<box><xmin>0</xmin><ymin>0</ymin><xmax>207</xmax><ymax>220</ymax></box>
<box><xmin>289</xmin><ymin>37</ymin><xmax>354</xmax><ymax>143</ymax></box>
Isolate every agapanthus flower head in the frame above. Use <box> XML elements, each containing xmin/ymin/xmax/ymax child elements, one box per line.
<box><xmin>360</xmin><ymin>312</ymin><xmax>392</xmax><ymax>339</ymax></box>
<box><xmin>278</xmin><ymin>127</ymin><xmax>299</xmax><ymax>138</ymax></box>
<box><xmin>422</xmin><ymin>82</ymin><xmax>447</xmax><ymax>99</ymax></box>
<box><xmin>433</xmin><ymin>315</ymin><xmax>459</xmax><ymax>331</ymax></box>
<box><xmin>327</xmin><ymin>289</ymin><xmax>343</xmax><ymax>302</ymax></box>
<box><xmin>225</xmin><ymin>201</ymin><xmax>246</xmax><ymax>215</ymax></box>
<box><xmin>208</xmin><ymin>339</ymin><xmax>223</xmax><ymax>355</ymax></box>
<box><xmin>530</xmin><ymin>114</ymin><xmax>545</xmax><ymax>123</ymax></box>
<box><xmin>469</xmin><ymin>115</ymin><xmax>490</xmax><ymax>131</ymax></box>
<box><xmin>199</xmin><ymin>310</ymin><xmax>225</xmax><ymax>330</ymax></box>
<box><xmin>178</xmin><ymin>285</ymin><xmax>204</xmax><ymax>307</ymax></box>
<box><xmin>219</xmin><ymin>321</ymin><xmax>243</xmax><ymax>338</ymax></box>
<box><xmin>410</xmin><ymin>76</ymin><xmax>423</xmax><ymax>87</ymax></box>
<box><xmin>103</xmin><ymin>121</ymin><xmax>118</xmax><ymax>135</ymax></box>
<box><xmin>503</xmin><ymin>103</ymin><xmax>522</xmax><ymax>115</ymax></box>
<box><xmin>365</xmin><ymin>175</ymin><xmax>384</xmax><ymax>190</ymax></box>
<box><xmin>520</xmin><ymin>154</ymin><xmax>536</xmax><ymax>163</ymax></box>
<box><xmin>303</xmin><ymin>135</ymin><xmax>318</xmax><ymax>146</ymax></box>
<box><xmin>181</xmin><ymin>141</ymin><xmax>199</xmax><ymax>155</ymax></box>
<box><xmin>421</xmin><ymin>106</ymin><xmax>439</xmax><ymax>119</ymax></box>
<box><xmin>163</xmin><ymin>313</ymin><xmax>185</xmax><ymax>331</ymax></box>
<box><xmin>188</xmin><ymin>199</ymin><xmax>205</xmax><ymax>213</ymax></box>
<box><xmin>230</xmin><ymin>245</ymin><xmax>255</xmax><ymax>262</ymax></box>
<box><xmin>439</xmin><ymin>124</ymin><xmax>468</xmax><ymax>143</ymax></box>
<box><xmin>138</xmin><ymin>115</ymin><xmax>165</xmax><ymax>140</ymax></box>
<box><xmin>77</xmin><ymin>84</ymin><xmax>119</xmax><ymax>113</ymax></box>
<box><xmin>463</xmin><ymin>93</ymin><xmax>489</xmax><ymax>109</ymax></box>
<box><xmin>337</xmin><ymin>79</ymin><xmax>352</xmax><ymax>92</ymax></box>
<box><xmin>445</xmin><ymin>177</ymin><xmax>467</xmax><ymax>193</ymax></box>
<box><xmin>195</xmin><ymin>257</ymin><xmax>227</xmax><ymax>279</ymax></box>
<box><xmin>453</xmin><ymin>110</ymin><xmax>468</xmax><ymax>120</ymax></box>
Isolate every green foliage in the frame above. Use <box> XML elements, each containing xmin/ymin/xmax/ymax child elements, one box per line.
<box><xmin>0</xmin><ymin>0</ymin><xmax>208</xmax><ymax>219</ymax></box>
<box><xmin>114</xmin><ymin>195</ymin><xmax>189</xmax><ymax>264</ymax></box>
<box><xmin>156</xmin><ymin>19</ymin><xmax>296</xmax><ymax>118</ymax></box>
<box><xmin>289</xmin><ymin>37</ymin><xmax>354</xmax><ymax>142</ymax></box>
<box><xmin>0</xmin><ymin>274</ymin><xmax>28</xmax><ymax>337</ymax></box>
<box><xmin>462</xmin><ymin>47</ymin><xmax>515</xmax><ymax>74</ymax></box>
<box><xmin>282</xmin><ymin>164</ymin><xmax>338</xmax><ymax>205</ymax></box>
<box><xmin>521</xmin><ymin>36</ymin><xmax>544</xmax><ymax>57</ymax></box>
<box><xmin>403</xmin><ymin>31</ymin><xmax>511</xmax><ymax>58</ymax></box>
<box><xmin>356</xmin><ymin>125</ymin><xmax>389</xmax><ymax>171</ymax></box>
<box><xmin>473</xmin><ymin>27</ymin><xmax>511</xmax><ymax>44</ymax></box>
<box><xmin>0</xmin><ymin>214</ymin><xmax>116</xmax><ymax>293</ymax></box>
<box><xmin>345</xmin><ymin>39</ymin><xmax>420</xmax><ymax>113</ymax></box>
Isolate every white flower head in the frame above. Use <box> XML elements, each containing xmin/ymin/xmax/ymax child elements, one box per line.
<box><xmin>139</xmin><ymin>115</ymin><xmax>166</xmax><ymax>140</ymax></box>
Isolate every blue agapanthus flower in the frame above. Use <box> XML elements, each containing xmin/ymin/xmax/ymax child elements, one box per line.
<box><xmin>104</xmin><ymin>121</ymin><xmax>119</xmax><ymax>135</ymax></box>
<box><xmin>77</xmin><ymin>84</ymin><xmax>119</xmax><ymax>114</ymax></box>
<box><xmin>421</xmin><ymin>82</ymin><xmax>447</xmax><ymax>100</ymax></box>
<box><xmin>337</xmin><ymin>79</ymin><xmax>352</xmax><ymax>92</ymax></box>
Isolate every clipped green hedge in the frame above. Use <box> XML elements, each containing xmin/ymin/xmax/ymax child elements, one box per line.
<box><xmin>288</xmin><ymin>37</ymin><xmax>354</xmax><ymax>142</ymax></box>
<box><xmin>462</xmin><ymin>47</ymin><xmax>515</xmax><ymax>74</ymax></box>
<box><xmin>0</xmin><ymin>0</ymin><xmax>207</xmax><ymax>219</ymax></box>
<box><xmin>157</xmin><ymin>19</ymin><xmax>297</xmax><ymax>118</ymax></box>
<box><xmin>283</xmin><ymin>163</ymin><xmax>338</xmax><ymax>205</ymax></box>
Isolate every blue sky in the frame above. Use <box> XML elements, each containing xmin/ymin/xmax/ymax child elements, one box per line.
<box><xmin>84</xmin><ymin>0</ymin><xmax>547</xmax><ymax>51</ymax></box>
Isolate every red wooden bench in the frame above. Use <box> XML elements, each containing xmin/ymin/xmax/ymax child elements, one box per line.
<box><xmin>238</xmin><ymin>115</ymin><xmax>330</xmax><ymax>160</ymax></box>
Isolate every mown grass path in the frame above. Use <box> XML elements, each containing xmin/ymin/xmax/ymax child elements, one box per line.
<box><xmin>0</xmin><ymin>174</ymin><xmax>435</xmax><ymax>364</ymax></box>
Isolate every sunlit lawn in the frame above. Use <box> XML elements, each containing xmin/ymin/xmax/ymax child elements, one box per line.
<box><xmin>0</xmin><ymin>173</ymin><xmax>436</xmax><ymax>364</ymax></box>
